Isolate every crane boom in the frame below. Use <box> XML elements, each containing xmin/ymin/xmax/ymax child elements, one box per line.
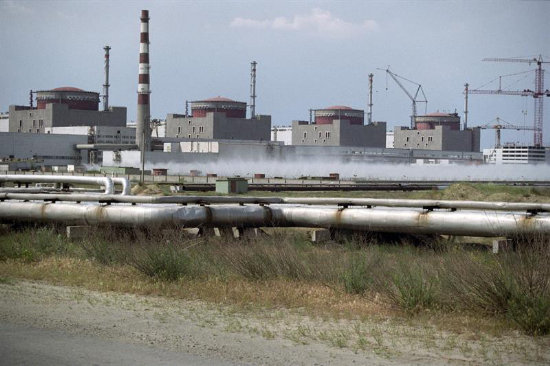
<box><xmin>477</xmin><ymin>117</ymin><xmax>536</xmax><ymax>147</ymax></box>
<box><xmin>377</xmin><ymin>67</ymin><xmax>427</xmax><ymax>129</ymax></box>
<box><xmin>468</xmin><ymin>89</ymin><xmax>535</xmax><ymax>97</ymax></box>
<box><xmin>483</xmin><ymin>55</ymin><xmax>549</xmax><ymax>65</ymax></box>
<box><xmin>469</xmin><ymin>55</ymin><xmax>549</xmax><ymax>146</ymax></box>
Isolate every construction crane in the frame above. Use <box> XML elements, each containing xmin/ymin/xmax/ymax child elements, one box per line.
<box><xmin>377</xmin><ymin>67</ymin><xmax>427</xmax><ymax>129</ymax></box>
<box><xmin>478</xmin><ymin>117</ymin><xmax>536</xmax><ymax>148</ymax></box>
<box><xmin>467</xmin><ymin>55</ymin><xmax>550</xmax><ymax>146</ymax></box>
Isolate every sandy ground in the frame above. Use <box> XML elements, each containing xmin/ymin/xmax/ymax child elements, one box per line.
<box><xmin>0</xmin><ymin>280</ymin><xmax>548</xmax><ymax>365</ymax></box>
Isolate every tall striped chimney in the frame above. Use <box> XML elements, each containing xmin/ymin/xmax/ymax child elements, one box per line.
<box><xmin>137</xmin><ymin>9</ymin><xmax>151</xmax><ymax>151</ymax></box>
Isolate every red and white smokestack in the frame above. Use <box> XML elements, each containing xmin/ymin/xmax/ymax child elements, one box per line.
<box><xmin>137</xmin><ymin>9</ymin><xmax>151</xmax><ymax>151</ymax></box>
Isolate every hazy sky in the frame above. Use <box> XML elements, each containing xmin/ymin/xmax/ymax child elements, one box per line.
<box><xmin>1</xmin><ymin>0</ymin><xmax>548</xmax><ymax>148</ymax></box>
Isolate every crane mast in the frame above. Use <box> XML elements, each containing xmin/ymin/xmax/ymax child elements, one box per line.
<box><xmin>478</xmin><ymin>117</ymin><xmax>536</xmax><ymax>148</ymax></box>
<box><xmin>377</xmin><ymin>68</ymin><xmax>427</xmax><ymax>129</ymax></box>
<box><xmin>468</xmin><ymin>55</ymin><xmax>549</xmax><ymax>146</ymax></box>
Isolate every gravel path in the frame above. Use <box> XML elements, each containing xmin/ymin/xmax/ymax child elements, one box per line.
<box><xmin>0</xmin><ymin>280</ymin><xmax>547</xmax><ymax>365</ymax></box>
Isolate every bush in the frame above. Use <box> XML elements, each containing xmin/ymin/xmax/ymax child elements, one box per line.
<box><xmin>80</xmin><ymin>238</ymin><xmax>125</xmax><ymax>265</ymax></box>
<box><xmin>443</xmin><ymin>253</ymin><xmax>512</xmax><ymax>314</ymax></box>
<box><xmin>0</xmin><ymin>227</ymin><xmax>68</xmax><ymax>262</ymax></box>
<box><xmin>442</xmin><ymin>238</ymin><xmax>550</xmax><ymax>335</ymax></box>
<box><xmin>129</xmin><ymin>242</ymin><xmax>194</xmax><ymax>281</ymax></box>
<box><xmin>219</xmin><ymin>240</ymin><xmax>311</xmax><ymax>281</ymax></box>
<box><xmin>386</xmin><ymin>261</ymin><xmax>437</xmax><ymax>314</ymax></box>
<box><xmin>508</xmin><ymin>292</ymin><xmax>550</xmax><ymax>336</ymax></box>
<box><xmin>341</xmin><ymin>251</ymin><xmax>379</xmax><ymax>295</ymax></box>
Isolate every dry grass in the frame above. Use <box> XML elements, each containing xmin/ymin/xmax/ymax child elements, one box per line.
<box><xmin>0</xmin><ymin>224</ymin><xmax>549</xmax><ymax>336</ymax></box>
<box><xmin>176</xmin><ymin>182</ymin><xmax>550</xmax><ymax>203</ymax></box>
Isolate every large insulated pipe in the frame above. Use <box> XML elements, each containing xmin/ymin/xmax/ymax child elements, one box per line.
<box><xmin>103</xmin><ymin>45</ymin><xmax>111</xmax><ymax>111</ymax></box>
<box><xmin>0</xmin><ymin>193</ymin><xmax>547</xmax><ymax>213</ymax></box>
<box><xmin>0</xmin><ymin>175</ymin><xmax>115</xmax><ymax>195</ymax></box>
<box><xmin>111</xmin><ymin>177</ymin><xmax>131</xmax><ymax>196</ymax></box>
<box><xmin>136</xmin><ymin>9</ymin><xmax>151</xmax><ymax>151</ymax></box>
<box><xmin>0</xmin><ymin>203</ymin><xmax>548</xmax><ymax>237</ymax></box>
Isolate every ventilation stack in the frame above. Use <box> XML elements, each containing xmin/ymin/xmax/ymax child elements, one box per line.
<box><xmin>250</xmin><ymin>61</ymin><xmax>257</xmax><ymax>119</ymax></box>
<box><xmin>103</xmin><ymin>45</ymin><xmax>111</xmax><ymax>111</ymax></box>
<box><xmin>136</xmin><ymin>9</ymin><xmax>151</xmax><ymax>151</ymax></box>
<box><xmin>367</xmin><ymin>73</ymin><xmax>373</xmax><ymax>124</ymax></box>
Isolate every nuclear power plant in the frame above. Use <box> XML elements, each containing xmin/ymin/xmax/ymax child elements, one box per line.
<box><xmin>0</xmin><ymin>9</ymin><xmax>548</xmax><ymax>175</ymax></box>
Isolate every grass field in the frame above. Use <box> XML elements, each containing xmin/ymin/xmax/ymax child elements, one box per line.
<box><xmin>1</xmin><ymin>183</ymin><xmax>549</xmax><ymax>344</ymax></box>
<box><xmin>0</xmin><ymin>223</ymin><xmax>549</xmax><ymax>337</ymax></box>
<box><xmin>134</xmin><ymin>181</ymin><xmax>550</xmax><ymax>202</ymax></box>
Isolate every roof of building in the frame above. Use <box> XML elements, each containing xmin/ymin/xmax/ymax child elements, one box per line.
<box><xmin>51</xmin><ymin>87</ymin><xmax>86</xmax><ymax>92</ymax></box>
<box><xmin>202</xmin><ymin>96</ymin><xmax>237</xmax><ymax>102</ymax></box>
<box><xmin>323</xmin><ymin>105</ymin><xmax>354</xmax><ymax>110</ymax></box>
<box><xmin>423</xmin><ymin>112</ymin><xmax>454</xmax><ymax>117</ymax></box>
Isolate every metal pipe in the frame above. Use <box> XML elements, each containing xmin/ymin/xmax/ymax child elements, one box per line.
<box><xmin>0</xmin><ymin>202</ymin><xmax>548</xmax><ymax>237</ymax></box>
<box><xmin>280</xmin><ymin>197</ymin><xmax>550</xmax><ymax>212</ymax></box>
<box><xmin>111</xmin><ymin>177</ymin><xmax>131</xmax><ymax>196</ymax></box>
<box><xmin>75</xmin><ymin>144</ymin><xmax>138</xmax><ymax>150</ymax></box>
<box><xmin>0</xmin><ymin>175</ymin><xmax>130</xmax><ymax>196</ymax></box>
<box><xmin>0</xmin><ymin>188</ymin><xmax>60</xmax><ymax>194</ymax></box>
<box><xmin>0</xmin><ymin>175</ymin><xmax>115</xmax><ymax>195</ymax></box>
<box><xmin>0</xmin><ymin>193</ymin><xmax>547</xmax><ymax>213</ymax></box>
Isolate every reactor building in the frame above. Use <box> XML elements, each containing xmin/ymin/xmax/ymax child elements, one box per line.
<box><xmin>165</xmin><ymin>96</ymin><xmax>271</xmax><ymax>141</ymax></box>
<box><xmin>8</xmin><ymin>87</ymin><xmax>126</xmax><ymax>133</ymax></box>
<box><xmin>393</xmin><ymin>112</ymin><xmax>480</xmax><ymax>152</ymax></box>
<box><xmin>292</xmin><ymin>105</ymin><xmax>386</xmax><ymax>147</ymax></box>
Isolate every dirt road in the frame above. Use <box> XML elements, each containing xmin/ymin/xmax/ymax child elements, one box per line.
<box><xmin>0</xmin><ymin>280</ymin><xmax>547</xmax><ymax>365</ymax></box>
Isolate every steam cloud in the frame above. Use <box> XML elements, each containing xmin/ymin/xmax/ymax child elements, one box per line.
<box><xmin>142</xmin><ymin>158</ymin><xmax>549</xmax><ymax>181</ymax></box>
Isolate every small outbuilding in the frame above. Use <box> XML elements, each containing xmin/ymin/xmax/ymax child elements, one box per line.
<box><xmin>215</xmin><ymin>177</ymin><xmax>248</xmax><ymax>194</ymax></box>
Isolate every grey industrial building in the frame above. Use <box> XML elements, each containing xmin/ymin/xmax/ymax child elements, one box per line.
<box><xmin>166</xmin><ymin>97</ymin><xmax>271</xmax><ymax>141</ymax></box>
<box><xmin>393</xmin><ymin>112</ymin><xmax>480</xmax><ymax>152</ymax></box>
<box><xmin>9</xmin><ymin>87</ymin><xmax>126</xmax><ymax>133</ymax></box>
<box><xmin>0</xmin><ymin>132</ymin><xmax>87</xmax><ymax>169</ymax></box>
<box><xmin>291</xmin><ymin>106</ymin><xmax>386</xmax><ymax>148</ymax></box>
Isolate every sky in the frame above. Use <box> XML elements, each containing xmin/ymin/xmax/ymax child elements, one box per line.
<box><xmin>0</xmin><ymin>0</ymin><xmax>549</xmax><ymax>149</ymax></box>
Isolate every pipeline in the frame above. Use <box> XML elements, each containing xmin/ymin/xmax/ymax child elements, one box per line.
<box><xmin>111</xmin><ymin>177</ymin><xmax>132</xmax><ymax>196</ymax></box>
<box><xmin>0</xmin><ymin>202</ymin><xmax>548</xmax><ymax>237</ymax></box>
<box><xmin>0</xmin><ymin>193</ymin><xmax>547</xmax><ymax>213</ymax></box>
<box><xmin>0</xmin><ymin>175</ymin><xmax>130</xmax><ymax>196</ymax></box>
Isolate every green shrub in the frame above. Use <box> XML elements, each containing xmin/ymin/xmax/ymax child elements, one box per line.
<box><xmin>0</xmin><ymin>227</ymin><xmax>68</xmax><ymax>262</ymax></box>
<box><xmin>80</xmin><ymin>238</ymin><xmax>125</xmax><ymax>265</ymax></box>
<box><xmin>341</xmin><ymin>252</ymin><xmax>378</xmax><ymax>295</ymax></box>
<box><xmin>220</xmin><ymin>241</ymin><xmax>311</xmax><ymax>281</ymax></box>
<box><xmin>386</xmin><ymin>261</ymin><xmax>437</xmax><ymax>314</ymax></box>
<box><xmin>508</xmin><ymin>292</ymin><xmax>550</xmax><ymax>336</ymax></box>
<box><xmin>129</xmin><ymin>243</ymin><xmax>194</xmax><ymax>281</ymax></box>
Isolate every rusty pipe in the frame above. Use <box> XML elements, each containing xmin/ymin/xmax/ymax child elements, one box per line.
<box><xmin>0</xmin><ymin>202</ymin><xmax>549</xmax><ymax>237</ymax></box>
<box><xmin>0</xmin><ymin>193</ymin><xmax>547</xmax><ymax>213</ymax></box>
